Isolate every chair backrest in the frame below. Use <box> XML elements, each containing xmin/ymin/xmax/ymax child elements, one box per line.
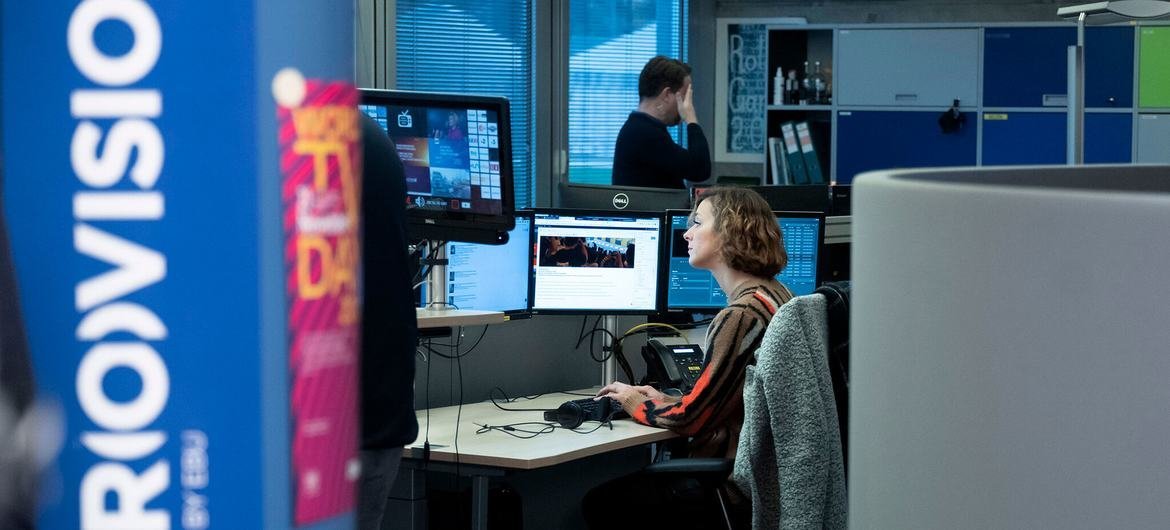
<box><xmin>732</xmin><ymin>293</ymin><xmax>847</xmax><ymax>529</ymax></box>
<box><xmin>815</xmin><ymin>280</ymin><xmax>851</xmax><ymax>475</ymax></box>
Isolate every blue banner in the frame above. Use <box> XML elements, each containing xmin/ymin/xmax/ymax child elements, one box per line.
<box><xmin>1</xmin><ymin>1</ymin><xmax>355</xmax><ymax>528</ymax></box>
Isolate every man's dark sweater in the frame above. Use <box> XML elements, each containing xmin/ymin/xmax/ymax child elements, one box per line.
<box><xmin>359</xmin><ymin>115</ymin><xmax>418</xmax><ymax>450</ymax></box>
<box><xmin>611</xmin><ymin>111</ymin><xmax>711</xmax><ymax>189</ymax></box>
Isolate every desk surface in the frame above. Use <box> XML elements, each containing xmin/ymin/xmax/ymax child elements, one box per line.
<box><xmin>405</xmin><ymin>390</ymin><xmax>677</xmax><ymax>470</ymax></box>
<box><xmin>416</xmin><ymin>307</ymin><xmax>505</xmax><ymax>329</ymax></box>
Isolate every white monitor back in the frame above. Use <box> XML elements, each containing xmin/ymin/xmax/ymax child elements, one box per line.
<box><xmin>852</xmin><ymin>164</ymin><xmax>1170</xmax><ymax>529</ymax></box>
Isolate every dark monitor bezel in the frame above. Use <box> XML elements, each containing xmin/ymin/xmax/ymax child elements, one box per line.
<box><xmin>658</xmin><ymin>209</ymin><xmax>826</xmax><ymax>313</ymax></box>
<box><xmin>358</xmin><ymin>88</ymin><xmax>516</xmax><ymax>243</ymax></box>
<box><xmin>435</xmin><ymin>210</ymin><xmax>534</xmax><ymax>319</ymax></box>
<box><xmin>528</xmin><ymin>208</ymin><xmax>665</xmax><ymax>316</ymax></box>
<box><xmin>746</xmin><ymin>185</ymin><xmax>832</xmax><ymax>215</ymax></box>
<box><xmin>557</xmin><ymin>181</ymin><xmax>691</xmax><ymax>211</ymax></box>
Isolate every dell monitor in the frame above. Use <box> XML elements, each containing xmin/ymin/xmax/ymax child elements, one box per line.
<box><xmin>420</xmin><ymin>211</ymin><xmax>532</xmax><ymax>316</ymax></box>
<box><xmin>662</xmin><ymin>210</ymin><xmax>824</xmax><ymax>312</ymax></box>
<box><xmin>529</xmin><ymin>209</ymin><xmax>663</xmax><ymax>314</ymax></box>
<box><xmin>558</xmin><ymin>182</ymin><xmax>691</xmax><ymax>212</ymax></box>
<box><xmin>359</xmin><ymin>89</ymin><xmax>514</xmax><ymax>244</ymax></box>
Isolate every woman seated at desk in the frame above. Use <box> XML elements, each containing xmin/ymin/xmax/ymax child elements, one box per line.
<box><xmin>585</xmin><ymin>187</ymin><xmax>793</xmax><ymax>527</ymax></box>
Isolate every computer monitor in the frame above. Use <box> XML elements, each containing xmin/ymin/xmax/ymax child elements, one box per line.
<box><xmin>830</xmin><ymin>184</ymin><xmax>852</xmax><ymax>215</ymax></box>
<box><xmin>359</xmin><ymin>89</ymin><xmax>515</xmax><ymax>244</ymax></box>
<box><xmin>558</xmin><ymin>182</ymin><xmax>690</xmax><ymax>212</ymax></box>
<box><xmin>420</xmin><ymin>212</ymin><xmax>532</xmax><ymax>316</ymax></box>
<box><xmin>529</xmin><ymin>209</ymin><xmax>663</xmax><ymax>315</ymax></box>
<box><xmin>661</xmin><ymin>210</ymin><xmax>824</xmax><ymax>312</ymax></box>
<box><xmin>747</xmin><ymin>185</ymin><xmax>832</xmax><ymax>214</ymax></box>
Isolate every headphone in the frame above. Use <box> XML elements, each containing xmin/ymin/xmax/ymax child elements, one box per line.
<box><xmin>543</xmin><ymin>401</ymin><xmax>590</xmax><ymax>429</ymax></box>
<box><xmin>542</xmin><ymin>398</ymin><xmax>622</xmax><ymax>429</ymax></box>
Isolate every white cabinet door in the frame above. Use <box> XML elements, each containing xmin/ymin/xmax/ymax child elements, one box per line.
<box><xmin>836</xmin><ymin>28</ymin><xmax>980</xmax><ymax>107</ymax></box>
<box><xmin>1137</xmin><ymin>114</ymin><xmax>1170</xmax><ymax>163</ymax></box>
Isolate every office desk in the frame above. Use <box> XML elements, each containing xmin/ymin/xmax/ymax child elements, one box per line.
<box><xmin>415</xmin><ymin>307</ymin><xmax>505</xmax><ymax>329</ymax></box>
<box><xmin>403</xmin><ymin>390</ymin><xmax>677</xmax><ymax>529</ymax></box>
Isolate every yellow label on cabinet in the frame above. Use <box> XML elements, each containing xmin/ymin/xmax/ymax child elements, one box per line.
<box><xmin>984</xmin><ymin>113</ymin><xmax>1009</xmax><ymax>120</ymax></box>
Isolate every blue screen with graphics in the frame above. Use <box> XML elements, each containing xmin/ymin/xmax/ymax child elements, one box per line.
<box><xmin>359</xmin><ymin>99</ymin><xmax>505</xmax><ymax>214</ymax></box>
<box><xmin>664</xmin><ymin>211</ymin><xmax>822</xmax><ymax>311</ymax></box>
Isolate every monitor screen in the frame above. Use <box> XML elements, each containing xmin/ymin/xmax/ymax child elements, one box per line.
<box><xmin>530</xmin><ymin>210</ymin><xmax>663</xmax><ymax>314</ymax></box>
<box><xmin>359</xmin><ymin>89</ymin><xmax>514</xmax><ymax>243</ymax></box>
<box><xmin>420</xmin><ymin>212</ymin><xmax>532</xmax><ymax>316</ymax></box>
<box><xmin>662</xmin><ymin>210</ymin><xmax>824</xmax><ymax>312</ymax></box>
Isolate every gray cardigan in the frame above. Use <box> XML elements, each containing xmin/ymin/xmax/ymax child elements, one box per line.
<box><xmin>731</xmin><ymin>293</ymin><xmax>847</xmax><ymax>529</ymax></box>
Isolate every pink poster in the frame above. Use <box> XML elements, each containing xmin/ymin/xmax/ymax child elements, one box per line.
<box><xmin>274</xmin><ymin>70</ymin><xmax>361</xmax><ymax>525</ymax></box>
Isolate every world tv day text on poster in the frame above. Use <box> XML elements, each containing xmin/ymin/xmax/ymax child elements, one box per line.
<box><xmin>274</xmin><ymin>68</ymin><xmax>361</xmax><ymax>526</ymax></box>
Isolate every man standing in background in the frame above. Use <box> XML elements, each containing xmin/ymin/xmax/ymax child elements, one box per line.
<box><xmin>611</xmin><ymin>56</ymin><xmax>711</xmax><ymax>189</ymax></box>
<box><xmin>358</xmin><ymin>115</ymin><xmax>419</xmax><ymax>530</ymax></box>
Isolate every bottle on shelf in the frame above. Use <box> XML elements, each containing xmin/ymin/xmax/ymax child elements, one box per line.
<box><xmin>811</xmin><ymin>61</ymin><xmax>826</xmax><ymax>105</ymax></box>
<box><xmin>799</xmin><ymin>60</ymin><xmax>811</xmax><ymax>105</ymax></box>
<box><xmin>773</xmin><ymin>67</ymin><xmax>784</xmax><ymax>105</ymax></box>
<box><xmin>786</xmin><ymin>69</ymin><xmax>799</xmax><ymax>106</ymax></box>
<box><xmin>822</xmin><ymin>64</ymin><xmax>832</xmax><ymax>104</ymax></box>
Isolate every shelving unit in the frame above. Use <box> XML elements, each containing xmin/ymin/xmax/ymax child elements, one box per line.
<box><xmin>764</xmin><ymin>28</ymin><xmax>835</xmax><ymax>185</ymax></box>
<box><xmin>761</xmin><ymin>22</ymin><xmax>1170</xmax><ymax>186</ymax></box>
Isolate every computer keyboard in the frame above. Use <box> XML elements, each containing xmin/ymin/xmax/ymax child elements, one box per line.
<box><xmin>574</xmin><ymin>396</ymin><xmax>629</xmax><ymax>421</ymax></box>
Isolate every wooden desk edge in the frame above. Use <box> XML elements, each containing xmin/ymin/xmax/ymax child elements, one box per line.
<box><xmin>403</xmin><ymin>424</ymin><xmax>677</xmax><ymax>470</ymax></box>
<box><xmin>416</xmin><ymin>308</ymin><xmax>505</xmax><ymax>329</ymax></box>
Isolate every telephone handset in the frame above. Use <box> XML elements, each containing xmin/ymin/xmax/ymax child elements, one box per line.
<box><xmin>641</xmin><ymin>339</ymin><xmax>705</xmax><ymax>394</ymax></box>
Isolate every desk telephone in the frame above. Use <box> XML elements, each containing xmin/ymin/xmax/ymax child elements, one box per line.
<box><xmin>641</xmin><ymin>339</ymin><xmax>705</xmax><ymax>395</ymax></box>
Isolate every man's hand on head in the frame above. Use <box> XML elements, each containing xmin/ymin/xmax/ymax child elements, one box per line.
<box><xmin>676</xmin><ymin>83</ymin><xmax>696</xmax><ymax>125</ymax></box>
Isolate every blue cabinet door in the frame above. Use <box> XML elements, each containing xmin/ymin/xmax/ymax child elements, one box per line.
<box><xmin>835</xmin><ymin>111</ymin><xmax>977</xmax><ymax>185</ymax></box>
<box><xmin>982</xmin><ymin>112</ymin><xmax>1132</xmax><ymax>165</ymax></box>
<box><xmin>1086</xmin><ymin>113</ymin><xmax>1134</xmax><ymax>163</ymax></box>
<box><xmin>984</xmin><ymin>27</ymin><xmax>1133</xmax><ymax>108</ymax></box>
<box><xmin>982</xmin><ymin>113</ymin><xmax>1066</xmax><ymax>165</ymax></box>
<box><xmin>984</xmin><ymin>27</ymin><xmax>1072</xmax><ymax>108</ymax></box>
<box><xmin>1086</xmin><ymin>26</ymin><xmax>1135</xmax><ymax>108</ymax></box>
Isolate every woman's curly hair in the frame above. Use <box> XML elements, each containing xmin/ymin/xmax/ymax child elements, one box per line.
<box><xmin>692</xmin><ymin>187</ymin><xmax>787</xmax><ymax>278</ymax></box>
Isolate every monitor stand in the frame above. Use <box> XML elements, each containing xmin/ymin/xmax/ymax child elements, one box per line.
<box><xmin>416</xmin><ymin>242</ymin><xmax>504</xmax><ymax>329</ymax></box>
<box><xmin>423</xmin><ymin>242</ymin><xmax>449</xmax><ymax>310</ymax></box>
<box><xmin>600</xmin><ymin>315</ymin><xmax>619</xmax><ymax>388</ymax></box>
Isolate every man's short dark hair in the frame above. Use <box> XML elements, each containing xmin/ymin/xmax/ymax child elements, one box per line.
<box><xmin>638</xmin><ymin>56</ymin><xmax>692</xmax><ymax>99</ymax></box>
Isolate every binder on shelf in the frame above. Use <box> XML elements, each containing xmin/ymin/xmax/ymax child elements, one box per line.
<box><xmin>779</xmin><ymin>122</ymin><xmax>809</xmax><ymax>184</ymax></box>
<box><xmin>768</xmin><ymin>137</ymin><xmax>791</xmax><ymax>185</ymax></box>
<box><xmin>795</xmin><ymin>121</ymin><xmax>825</xmax><ymax>184</ymax></box>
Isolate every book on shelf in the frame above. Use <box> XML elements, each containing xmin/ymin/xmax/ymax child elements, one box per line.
<box><xmin>795</xmin><ymin>121</ymin><xmax>824</xmax><ymax>184</ymax></box>
<box><xmin>779</xmin><ymin>122</ymin><xmax>808</xmax><ymax>184</ymax></box>
<box><xmin>767</xmin><ymin>137</ymin><xmax>790</xmax><ymax>185</ymax></box>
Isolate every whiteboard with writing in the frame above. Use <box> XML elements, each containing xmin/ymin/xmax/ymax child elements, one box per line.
<box><xmin>714</xmin><ymin>18</ymin><xmax>806</xmax><ymax>163</ymax></box>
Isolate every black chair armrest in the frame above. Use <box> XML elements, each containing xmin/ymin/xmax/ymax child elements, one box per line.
<box><xmin>645</xmin><ymin>458</ymin><xmax>732</xmax><ymax>479</ymax></box>
<box><xmin>644</xmin><ymin>458</ymin><xmax>734</xmax><ymax>498</ymax></box>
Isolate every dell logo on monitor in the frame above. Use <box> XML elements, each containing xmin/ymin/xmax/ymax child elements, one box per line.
<box><xmin>612</xmin><ymin>193</ymin><xmax>629</xmax><ymax>209</ymax></box>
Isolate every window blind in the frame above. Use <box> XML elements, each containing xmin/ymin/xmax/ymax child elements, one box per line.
<box><xmin>396</xmin><ymin>1</ymin><xmax>535</xmax><ymax>207</ymax></box>
<box><xmin>567</xmin><ymin>0</ymin><xmax>688</xmax><ymax>185</ymax></box>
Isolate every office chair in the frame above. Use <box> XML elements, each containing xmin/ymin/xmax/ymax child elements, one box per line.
<box><xmin>819</xmin><ymin>281</ymin><xmax>851</xmax><ymax>477</ymax></box>
<box><xmin>643</xmin><ymin>283</ymin><xmax>850</xmax><ymax>529</ymax></box>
